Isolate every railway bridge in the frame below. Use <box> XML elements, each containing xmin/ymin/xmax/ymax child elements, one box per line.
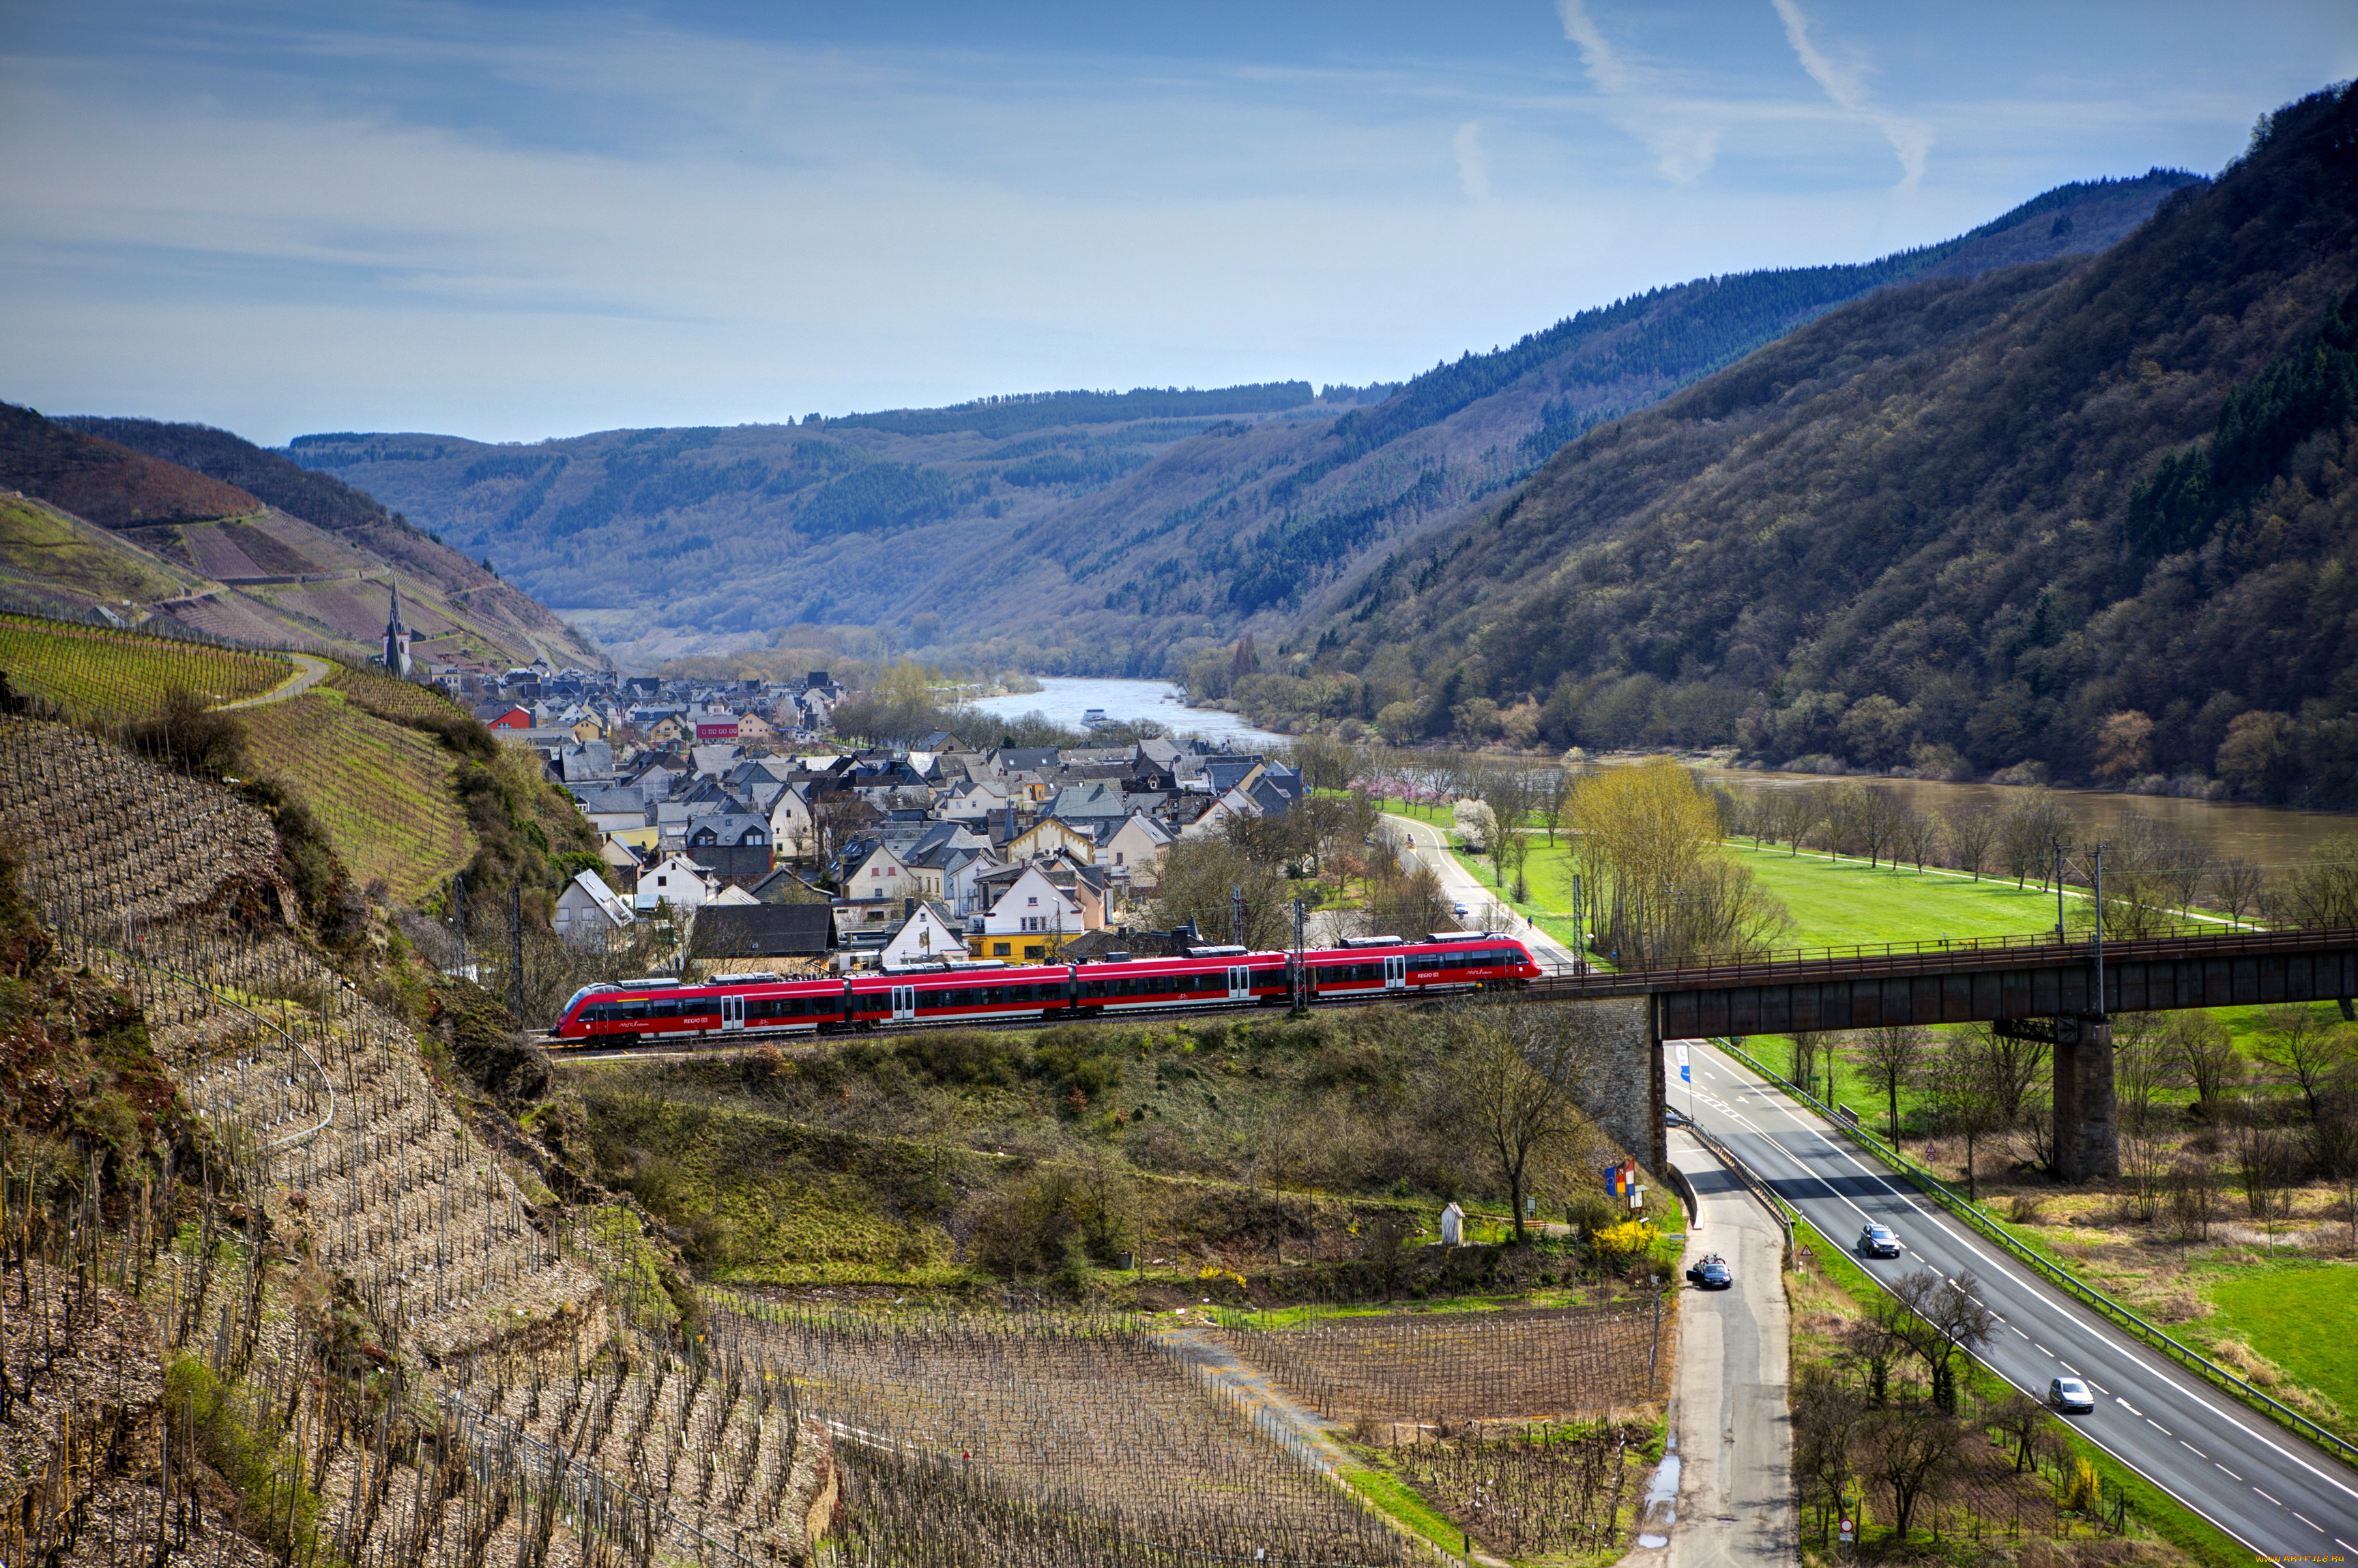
<box><xmin>1522</xmin><ymin>925</ymin><xmax>2358</xmax><ymax>1179</ymax></box>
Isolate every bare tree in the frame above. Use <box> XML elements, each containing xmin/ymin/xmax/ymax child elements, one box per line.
<box><xmin>2254</xmin><ymin>1004</ymin><xmax>2349</xmax><ymax>1119</ymax></box>
<box><xmin>2165</xmin><ymin>1011</ymin><xmax>2243</xmax><ymax>1114</ymax></box>
<box><xmin>1888</xmin><ymin>1266</ymin><xmax>1995</xmax><ymax>1412</ymax></box>
<box><xmin>2110</xmin><ymin>1011</ymin><xmax>2169</xmax><ymax>1134</ymax></box>
<box><xmin>1941</xmin><ymin>804</ymin><xmax>2000</xmax><ymax>881</ymax></box>
<box><xmin>1792</xmin><ymin>1369</ymin><xmax>1867</xmax><ymax>1543</ymax></box>
<box><xmin>1893</xmin><ymin>805</ymin><xmax>1940</xmax><ymax>871</ymax></box>
<box><xmin>1923</xmin><ymin>1039</ymin><xmax>2005</xmax><ymax>1201</ymax></box>
<box><xmin>1446</xmin><ymin>1004</ymin><xmax>1607</xmax><ymax>1242</ymax></box>
<box><xmin>1997</xmin><ymin>790</ymin><xmax>2070</xmax><ymax>890</ymax></box>
<box><xmin>1847</xmin><ymin>1025</ymin><xmax>1931</xmax><ymax>1144</ymax></box>
<box><xmin>1534</xmin><ymin>766</ymin><xmax>1573</xmax><ymax>847</ymax></box>
<box><xmin>2307</xmin><ymin>1110</ymin><xmax>2358</xmax><ymax>1255</ymax></box>
<box><xmin>1985</xmin><ymin>1389</ymin><xmax>2046</xmax><ymax>1472</ymax></box>
<box><xmin>2211</xmin><ymin>858</ymin><xmax>2268</xmax><ymax>927</ymax></box>
<box><xmin>1957</xmin><ymin>1022</ymin><xmax>2048</xmax><ymax>1134</ymax></box>
<box><xmin>1855</xmin><ymin>1404</ymin><xmax>1966</xmax><ymax>1539</ymax></box>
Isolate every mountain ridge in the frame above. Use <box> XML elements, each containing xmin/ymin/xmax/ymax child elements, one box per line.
<box><xmin>275</xmin><ymin>169</ymin><xmax>2200</xmax><ymax>671</ymax></box>
<box><xmin>1267</xmin><ymin>84</ymin><xmax>2358</xmax><ymax>805</ymax></box>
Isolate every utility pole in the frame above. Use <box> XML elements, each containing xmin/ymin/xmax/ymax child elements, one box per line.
<box><xmin>1229</xmin><ymin>884</ymin><xmax>1244</xmax><ymax>948</ymax></box>
<box><xmin>2091</xmin><ymin>844</ymin><xmax>2106</xmax><ymax>1018</ymax></box>
<box><xmin>2050</xmin><ymin>841</ymin><xmax>2067</xmax><ymax>942</ymax></box>
<box><xmin>1290</xmin><ymin>898</ymin><xmax>1309</xmax><ymax>1014</ymax></box>
<box><xmin>452</xmin><ymin>873</ymin><xmax>468</xmax><ymax>976</ymax></box>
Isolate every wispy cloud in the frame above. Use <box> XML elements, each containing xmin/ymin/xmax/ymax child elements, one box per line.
<box><xmin>1768</xmin><ymin>0</ymin><xmax>1932</xmax><ymax>187</ymax></box>
<box><xmin>1553</xmin><ymin>0</ymin><xmax>1721</xmax><ymax>183</ymax></box>
<box><xmin>1452</xmin><ymin>120</ymin><xmax>1489</xmax><ymax>200</ymax></box>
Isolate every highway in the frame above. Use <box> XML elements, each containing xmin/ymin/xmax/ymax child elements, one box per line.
<box><xmin>1672</xmin><ymin>1036</ymin><xmax>2358</xmax><ymax>1556</ymax></box>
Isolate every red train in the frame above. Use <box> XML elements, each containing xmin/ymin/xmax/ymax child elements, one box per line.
<box><xmin>551</xmin><ymin>931</ymin><xmax>1541</xmax><ymax>1046</ymax></box>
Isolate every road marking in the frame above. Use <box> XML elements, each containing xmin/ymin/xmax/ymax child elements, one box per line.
<box><xmin>2061</xmin><ymin>1362</ymin><xmax>2078</xmax><ymax>1374</ymax></box>
<box><xmin>2219</xmin><ymin>1464</ymin><xmax>2242</xmax><ymax>1481</ymax></box>
<box><xmin>2181</xmin><ymin>1442</ymin><xmax>2204</xmax><ymax>1457</ymax></box>
<box><xmin>2116</xmin><ymin>1397</ymin><xmax>2137</xmax><ymax>1414</ymax></box>
<box><xmin>2148</xmin><ymin>1421</ymin><xmax>2168</xmax><ymax>1434</ymax></box>
<box><xmin>2011</xmin><ymin>1327</ymin><xmax>2029</xmax><ymax>1339</ymax></box>
<box><xmin>2036</xmin><ymin>1345</ymin><xmax>2054</xmax><ymax>1357</ymax></box>
<box><xmin>2293</xmin><ymin>1512</ymin><xmax>2323</xmax><ymax>1532</ymax></box>
<box><xmin>2254</xmin><ymin>1487</ymin><xmax>2280</xmax><ymax>1507</ymax></box>
<box><xmin>1692</xmin><ymin>1040</ymin><xmax>2358</xmax><ymax>1518</ymax></box>
<box><xmin>2334</xmin><ymin>1537</ymin><xmax>2355</xmax><ymax>1553</ymax></box>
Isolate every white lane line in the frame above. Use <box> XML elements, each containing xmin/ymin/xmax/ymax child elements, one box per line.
<box><xmin>2292</xmin><ymin>1511</ymin><xmax>2323</xmax><ymax>1532</ymax></box>
<box><xmin>2254</xmin><ymin>1486</ymin><xmax>2280</xmax><ymax>1507</ymax></box>
<box><xmin>1695</xmin><ymin>1040</ymin><xmax>2358</xmax><ymax>1513</ymax></box>
<box><xmin>2181</xmin><ymin>1442</ymin><xmax>2204</xmax><ymax>1457</ymax></box>
<box><xmin>2333</xmin><ymin>1536</ymin><xmax>2355</xmax><ymax>1552</ymax></box>
<box><xmin>2036</xmin><ymin>1345</ymin><xmax>2055</xmax><ymax>1357</ymax></box>
<box><xmin>2061</xmin><ymin>1361</ymin><xmax>2079</xmax><ymax>1374</ymax></box>
<box><xmin>2012</xmin><ymin>1327</ymin><xmax>2030</xmax><ymax>1339</ymax></box>
<box><xmin>2219</xmin><ymin>1464</ymin><xmax>2243</xmax><ymax>1481</ymax></box>
<box><xmin>2149</xmin><ymin>1421</ymin><xmax>2168</xmax><ymax>1434</ymax></box>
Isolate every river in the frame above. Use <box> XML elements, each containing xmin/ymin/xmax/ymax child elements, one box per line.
<box><xmin>964</xmin><ymin>678</ymin><xmax>1289</xmax><ymax>750</ymax></box>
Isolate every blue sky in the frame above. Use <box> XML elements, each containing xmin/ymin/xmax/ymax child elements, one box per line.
<box><xmin>4</xmin><ymin>1</ymin><xmax>2353</xmax><ymax>446</ymax></box>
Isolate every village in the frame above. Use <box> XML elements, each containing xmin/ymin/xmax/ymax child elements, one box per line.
<box><xmin>425</xmin><ymin>652</ymin><xmax>1302</xmax><ymax>974</ymax></box>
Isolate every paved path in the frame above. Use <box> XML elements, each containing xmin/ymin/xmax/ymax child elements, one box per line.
<box><xmin>1381</xmin><ymin>812</ymin><xmax>1583</xmax><ymax>966</ymax></box>
<box><xmin>216</xmin><ymin>652</ymin><xmax>332</xmax><ymax>711</ymax></box>
<box><xmin>1661</xmin><ymin>1126</ymin><xmax>1795</xmax><ymax>1568</ymax></box>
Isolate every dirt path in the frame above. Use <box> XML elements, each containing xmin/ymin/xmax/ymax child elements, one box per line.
<box><xmin>216</xmin><ymin>651</ymin><xmax>332</xmax><ymax>710</ymax></box>
<box><xmin>1151</xmin><ymin>1322</ymin><xmax>1351</xmax><ymax>1475</ymax></box>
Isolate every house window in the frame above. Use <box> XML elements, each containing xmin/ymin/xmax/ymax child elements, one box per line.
<box><xmin>1025</xmin><ymin>945</ymin><xmax>1044</xmax><ymax>960</ymax></box>
<box><xmin>1026</xmin><ymin>896</ymin><xmax>1038</xmax><ymax>907</ymax></box>
<box><xmin>993</xmin><ymin>942</ymin><xmax>1011</xmax><ymax>957</ymax></box>
<box><xmin>1114</xmin><ymin>852</ymin><xmax>1124</xmax><ymax>865</ymax></box>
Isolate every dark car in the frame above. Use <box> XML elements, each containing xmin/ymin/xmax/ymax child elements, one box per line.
<box><xmin>1685</xmin><ymin>1254</ymin><xmax>1734</xmax><ymax>1290</ymax></box>
<box><xmin>1857</xmin><ymin>1223</ymin><xmax>1902</xmax><ymax>1258</ymax></box>
<box><xmin>2049</xmin><ymin>1377</ymin><xmax>2095</xmax><ymax>1414</ymax></box>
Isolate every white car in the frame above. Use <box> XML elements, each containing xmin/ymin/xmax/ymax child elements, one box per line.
<box><xmin>2049</xmin><ymin>1377</ymin><xmax>2095</xmax><ymax>1414</ymax></box>
<box><xmin>1452</xmin><ymin>901</ymin><xmax>1470</xmax><ymax>918</ymax></box>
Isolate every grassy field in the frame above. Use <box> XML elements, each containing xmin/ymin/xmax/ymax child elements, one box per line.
<box><xmin>239</xmin><ymin>688</ymin><xmax>472</xmax><ymax>902</ymax></box>
<box><xmin>2200</xmin><ymin>1263</ymin><xmax>2358</xmax><ymax>1425</ymax></box>
<box><xmin>0</xmin><ymin>613</ymin><xmax>290</xmax><ymax>718</ymax></box>
<box><xmin>323</xmin><ymin>658</ymin><xmax>468</xmax><ymax>725</ymax></box>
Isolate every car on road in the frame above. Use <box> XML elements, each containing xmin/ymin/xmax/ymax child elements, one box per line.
<box><xmin>2049</xmin><ymin>1377</ymin><xmax>2095</xmax><ymax>1414</ymax></box>
<box><xmin>1685</xmin><ymin>1254</ymin><xmax>1734</xmax><ymax>1290</ymax></box>
<box><xmin>1452</xmin><ymin>901</ymin><xmax>1470</xmax><ymax>917</ymax></box>
<box><xmin>1857</xmin><ymin>1223</ymin><xmax>1902</xmax><ymax>1258</ymax></box>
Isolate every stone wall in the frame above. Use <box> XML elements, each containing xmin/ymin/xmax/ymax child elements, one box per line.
<box><xmin>1567</xmin><ymin>996</ymin><xmax>1662</xmax><ymax>1176</ymax></box>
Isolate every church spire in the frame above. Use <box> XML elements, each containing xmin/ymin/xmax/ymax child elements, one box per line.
<box><xmin>383</xmin><ymin>579</ymin><xmax>413</xmax><ymax>680</ymax></box>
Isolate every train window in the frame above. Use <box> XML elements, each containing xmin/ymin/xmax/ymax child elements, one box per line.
<box><xmin>1081</xmin><ymin>981</ymin><xmax>1107</xmax><ymax>998</ymax></box>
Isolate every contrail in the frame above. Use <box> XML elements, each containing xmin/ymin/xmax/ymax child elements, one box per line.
<box><xmin>1768</xmin><ymin>0</ymin><xmax>1930</xmax><ymax>187</ymax></box>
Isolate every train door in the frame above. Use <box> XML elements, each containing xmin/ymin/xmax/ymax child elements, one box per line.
<box><xmin>1227</xmin><ymin>966</ymin><xmax>1251</xmax><ymax>1001</ymax></box>
<box><xmin>891</xmin><ymin>986</ymin><xmax>917</xmax><ymax>1021</ymax></box>
<box><xmin>1383</xmin><ymin>955</ymin><xmax>1407</xmax><ymax>991</ymax></box>
<box><xmin>720</xmin><ymin>995</ymin><xmax>744</xmax><ymax>1033</ymax></box>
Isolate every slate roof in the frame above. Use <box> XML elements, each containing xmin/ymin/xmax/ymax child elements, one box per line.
<box><xmin>691</xmin><ymin>902</ymin><xmax>835</xmax><ymax>957</ymax></box>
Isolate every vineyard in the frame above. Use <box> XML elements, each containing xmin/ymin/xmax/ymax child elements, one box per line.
<box><xmin>325</xmin><ymin>656</ymin><xmax>469</xmax><ymax>725</ymax></box>
<box><xmin>717</xmin><ymin>1301</ymin><xmax>1415</xmax><ymax>1567</ymax></box>
<box><xmin>0</xmin><ymin>612</ymin><xmax>290</xmax><ymax>717</ymax></box>
<box><xmin>0</xmin><ymin>704</ymin><xmax>1674</xmax><ymax>1567</ymax></box>
<box><xmin>1216</xmin><ymin>1303</ymin><xmax>1667</xmax><ymax>1427</ymax></box>
<box><xmin>237</xmin><ymin>689</ymin><xmax>474</xmax><ymax>902</ymax></box>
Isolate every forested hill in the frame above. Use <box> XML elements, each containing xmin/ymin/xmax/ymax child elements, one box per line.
<box><xmin>1275</xmin><ymin>84</ymin><xmax>2358</xmax><ymax>808</ymax></box>
<box><xmin>276</xmin><ymin>171</ymin><xmax>2196</xmax><ymax>670</ymax></box>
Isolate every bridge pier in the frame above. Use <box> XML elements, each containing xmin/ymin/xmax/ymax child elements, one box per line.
<box><xmin>1998</xmin><ymin>1014</ymin><xmax>2118</xmax><ymax>1182</ymax></box>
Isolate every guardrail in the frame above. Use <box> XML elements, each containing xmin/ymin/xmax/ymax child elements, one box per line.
<box><xmin>1711</xmin><ymin>1036</ymin><xmax>2358</xmax><ymax>1475</ymax></box>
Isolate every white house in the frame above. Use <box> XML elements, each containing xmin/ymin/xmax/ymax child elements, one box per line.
<box><xmin>968</xmin><ymin>860</ymin><xmax>1092</xmax><ymax>961</ymax></box>
<box><xmin>878</xmin><ymin>903</ymin><xmax>971</xmax><ymax>970</ymax></box>
<box><xmin>553</xmin><ymin>869</ymin><xmax>635</xmax><ymax>947</ymax></box>
<box><xmin>1098</xmin><ymin>813</ymin><xmax>1173</xmax><ymax>891</ymax></box>
<box><xmin>634</xmin><ymin>852</ymin><xmax>717</xmax><ymax>913</ymax></box>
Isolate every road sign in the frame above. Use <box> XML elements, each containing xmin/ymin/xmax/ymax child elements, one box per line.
<box><xmin>1839</xmin><ymin>1519</ymin><xmax>1854</xmax><ymax>1541</ymax></box>
<box><xmin>1675</xmin><ymin>1041</ymin><xmax>1690</xmax><ymax>1084</ymax></box>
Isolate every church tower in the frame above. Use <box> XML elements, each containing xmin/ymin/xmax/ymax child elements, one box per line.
<box><xmin>383</xmin><ymin>580</ymin><xmax>413</xmax><ymax>680</ymax></box>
